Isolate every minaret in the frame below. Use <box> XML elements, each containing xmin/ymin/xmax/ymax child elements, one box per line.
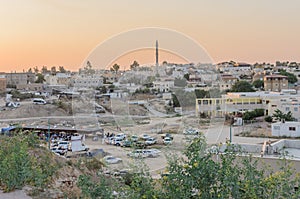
<box><xmin>155</xmin><ymin>40</ymin><xmax>159</xmax><ymax>67</ymax></box>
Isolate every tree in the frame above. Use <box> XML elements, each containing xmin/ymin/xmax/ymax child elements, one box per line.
<box><xmin>96</xmin><ymin>86</ymin><xmax>107</xmax><ymax>94</ymax></box>
<box><xmin>35</xmin><ymin>73</ymin><xmax>45</xmax><ymax>83</ymax></box>
<box><xmin>195</xmin><ymin>89</ymin><xmax>208</xmax><ymax>98</ymax></box>
<box><xmin>278</xmin><ymin>69</ymin><xmax>297</xmax><ymax>84</ymax></box>
<box><xmin>272</xmin><ymin>109</ymin><xmax>295</xmax><ymax>121</ymax></box>
<box><xmin>207</xmin><ymin>88</ymin><xmax>222</xmax><ymax>98</ymax></box>
<box><xmin>110</xmin><ymin>63</ymin><xmax>120</xmax><ymax>73</ymax></box>
<box><xmin>174</xmin><ymin>77</ymin><xmax>187</xmax><ymax>87</ymax></box>
<box><xmin>85</xmin><ymin>61</ymin><xmax>92</xmax><ymax>70</ymax></box>
<box><xmin>265</xmin><ymin>115</ymin><xmax>272</xmax><ymax>123</ymax></box>
<box><xmin>58</xmin><ymin>66</ymin><xmax>66</xmax><ymax>73</ymax></box>
<box><xmin>27</xmin><ymin>68</ymin><xmax>32</xmax><ymax>73</ymax></box>
<box><xmin>33</xmin><ymin>66</ymin><xmax>39</xmax><ymax>74</ymax></box>
<box><xmin>172</xmin><ymin>94</ymin><xmax>180</xmax><ymax>107</ymax></box>
<box><xmin>51</xmin><ymin>66</ymin><xmax>57</xmax><ymax>75</ymax></box>
<box><xmin>41</xmin><ymin>66</ymin><xmax>48</xmax><ymax>74</ymax></box>
<box><xmin>231</xmin><ymin>81</ymin><xmax>255</xmax><ymax>92</ymax></box>
<box><xmin>130</xmin><ymin>60</ymin><xmax>139</xmax><ymax>70</ymax></box>
<box><xmin>83</xmin><ymin>61</ymin><xmax>95</xmax><ymax>75</ymax></box>
<box><xmin>183</xmin><ymin>73</ymin><xmax>190</xmax><ymax>81</ymax></box>
<box><xmin>162</xmin><ymin>60</ymin><xmax>168</xmax><ymax>65</ymax></box>
<box><xmin>252</xmin><ymin>80</ymin><xmax>264</xmax><ymax>89</ymax></box>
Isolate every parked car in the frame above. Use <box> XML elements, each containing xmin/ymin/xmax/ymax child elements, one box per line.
<box><xmin>141</xmin><ymin>134</ymin><xmax>151</xmax><ymax>140</ymax></box>
<box><xmin>133</xmin><ymin>141</ymin><xmax>146</xmax><ymax>149</ymax></box>
<box><xmin>161</xmin><ymin>133</ymin><xmax>173</xmax><ymax>140</ymax></box>
<box><xmin>149</xmin><ymin>148</ymin><xmax>161</xmax><ymax>154</ymax></box>
<box><xmin>143</xmin><ymin>149</ymin><xmax>159</xmax><ymax>158</ymax></box>
<box><xmin>32</xmin><ymin>98</ymin><xmax>47</xmax><ymax>105</ymax></box>
<box><xmin>51</xmin><ymin>147</ymin><xmax>67</xmax><ymax>156</ymax></box>
<box><xmin>145</xmin><ymin>137</ymin><xmax>157</xmax><ymax>145</ymax></box>
<box><xmin>105</xmin><ymin>137</ymin><xmax>115</xmax><ymax>145</ymax></box>
<box><xmin>163</xmin><ymin>137</ymin><xmax>173</xmax><ymax>145</ymax></box>
<box><xmin>121</xmin><ymin>140</ymin><xmax>132</xmax><ymax>147</ymax></box>
<box><xmin>184</xmin><ymin>128</ymin><xmax>199</xmax><ymax>135</ymax></box>
<box><xmin>130</xmin><ymin>135</ymin><xmax>139</xmax><ymax>142</ymax></box>
<box><xmin>115</xmin><ymin>133</ymin><xmax>126</xmax><ymax>140</ymax></box>
<box><xmin>112</xmin><ymin>138</ymin><xmax>124</xmax><ymax>146</ymax></box>
<box><xmin>103</xmin><ymin>156</ymin><xmax>122</xmax><ymax>164</ymax></box>
<box><xmin>127</xmin><ymin>149</ymin><xmax>148</xmax><ymax>158</ymax></box>
<box><xmin>58</xmin><ymin>141</ymin><xmax>69</xmax><ymax>150</ymax></box>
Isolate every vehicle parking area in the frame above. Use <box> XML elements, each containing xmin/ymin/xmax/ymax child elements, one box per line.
<box><xmin>83</xmin><ymin>117</ymin><xmax>202</xmax><ymax>175</ymax></box>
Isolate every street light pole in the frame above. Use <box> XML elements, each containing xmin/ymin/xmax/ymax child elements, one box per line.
<box><xmin>230</xmin><ymin>124</ymin><xmax>232</xmax><ymax>143</ymax></box>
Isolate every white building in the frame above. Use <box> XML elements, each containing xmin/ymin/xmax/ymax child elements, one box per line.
<box><xmin>268</xmin><ymin>96</ymin><xmax>300</xmax><ymax>121</ymax></box>
<box><xmin>272</xmin><ymin>121</ymin><xmax>300</xmax><ymax>137</ymax></box>
<box><xmin>72</xmin><ymin>74</ymin><xmax>104</xmax><ymax>88</ymax></box>
<box><xmin>153</xmin><ymin>79</ymin><xmax>174</xmax><ymax>92</ymax></box>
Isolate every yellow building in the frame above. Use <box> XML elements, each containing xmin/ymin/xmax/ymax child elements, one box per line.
<box><xmin>196</xmin><ymin>97</ymin><xmax>263</xmax><ymax>117</ymax></box>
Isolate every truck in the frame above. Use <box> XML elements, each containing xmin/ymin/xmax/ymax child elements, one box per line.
<box><xmin>70</xmin><ymin>135</ymin><xmax>89</xmax><ymax>152</ymax></box>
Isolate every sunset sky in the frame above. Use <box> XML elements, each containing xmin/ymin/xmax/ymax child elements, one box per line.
<box><xmin>1</xmin><ymin>0</ymin><xmax>300</xmax><ymax>72</ymax></box>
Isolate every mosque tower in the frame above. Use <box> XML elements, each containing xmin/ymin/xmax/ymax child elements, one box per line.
<box><xmin>155</xmin><ymin>40</ymin><xmax>159</xmax><ymax>67</ymax></box>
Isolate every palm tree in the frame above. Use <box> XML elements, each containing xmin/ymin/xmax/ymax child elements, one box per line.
<box><xmin>111</xmin><ymin>63</ymin><xmax>120</xmax><ymax>73</ymax></box>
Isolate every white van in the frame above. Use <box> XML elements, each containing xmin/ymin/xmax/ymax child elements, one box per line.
<box><xmin>33</xmin><ymin>98</ymin><xmax>46</xmax><ymax>105</ymax></box>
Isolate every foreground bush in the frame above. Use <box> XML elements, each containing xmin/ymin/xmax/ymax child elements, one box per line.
<box><xmin>78</xmin><ymin>134</ymin><xmax>300</xmax><ymax>199</ymax></box>
<box><xmin>0</xmin><ymin>133</ymin><xmax>58</xmax><ymax>192</ymax></box>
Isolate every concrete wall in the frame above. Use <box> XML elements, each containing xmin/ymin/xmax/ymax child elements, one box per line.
<box><xmin>272</xmin><ymin>122</ymin><xmax>300</xmax><ymax>137</ymax></box>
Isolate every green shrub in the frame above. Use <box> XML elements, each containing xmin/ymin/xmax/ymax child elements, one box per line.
<box><xmin>265</xmin><ymin>116</ymin><xmax>273</xmax><ymax>123</ymax></box>
<box><xmin>0</xmin><ymin>134</ymin><xmax>58</xmax><ymax>192</ymax></box>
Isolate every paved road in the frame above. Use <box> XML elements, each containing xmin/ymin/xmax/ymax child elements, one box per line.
<box><xmin>0</xmin><ymin>190</ymin><xmax>31</xmax><ymax>199</ymax></box>
<box><xmin>203</xmin><ymin>123</ymin><xmax>274</xmax><ymax>145</ymax></box>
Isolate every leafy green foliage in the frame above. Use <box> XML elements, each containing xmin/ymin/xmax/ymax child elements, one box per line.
<box><xmin>279</xmin><ymin>69</ymin><xmax>298</xmax><ymax>84</ymax></box>
<box><xmin>265</xmin><ymin>115</ymin><xmax>273</xmax><ymax>123</ymax></box>
<box><xmin>183</xmin><ymin>73</ymin><xmax>190</xmax><ymax>81</ymax></box>
<box><xmin>160</xmin><ymin>135</ymin><xmax>300</xmax><ymax>199</ymax></box>
<box><xmin>272</xmin><ymin>109</ymin><xmax>295</xmax><ymax>121</ymax></box>
<box><xmin>252</xmin><ymin>79</ymin><xmax>264</xmax><ymax>89</ymax></box>
<box><xmin>10</xmin><ymin>90</ymin><xmax>36</xmax><ymax>100</ymax></box>
<box><xmin>0</xmin><ymin>133</ymin><xmax>58</xmax><ymax>192</ymax></box>
<box><xmin>77</xmin><ymin>174</ymin><xmax>115</xmax><ymax>199</ymax></box>
<box><xmin>242</xmin><ymin>109</ymin><xmax>265</xmax><ymax>120</ymax></box>
<box><xmin>195</xmin><ymin>89</ymin><xmax>222</xmax><ymax>98</ymax></box>
<box><xmin>231</xmin><ymin>81</ymin><xmax>255</xmax><ymax>92</ymax></box>
<box><xmin>35</xmin><ymin>73</ymin><xmax>45</xmax><ymax>83</ymax></box>
<box><xmin>75</xmin><ymin>134</ymin><xmax>300</xmax><ymax>198</ymax></box>
<box><xmin>174</xmin><ymin>77</ymin><xmax>187</xmax><ymax>87</ymax></box>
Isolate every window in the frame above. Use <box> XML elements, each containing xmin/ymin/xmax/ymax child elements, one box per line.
<box><xmin>289</xmin><ymin>127</ymin><xmax>296</xmax><ymax>131</ymax></box>
<box><xmin>286</xmin><ymin>107</ymin><xmax>290</xmax><ymax>111</ymax></box>
<box><xmin>295</xmin><ymin>107</ymin><xmax>298</xmax><ymax>112</ymax></box>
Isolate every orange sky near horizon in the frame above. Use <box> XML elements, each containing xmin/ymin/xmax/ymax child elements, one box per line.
<box><xmin>107</xmin><ymin>49</ymin><xmax>188</xmax><ymax>71</ymax></box>
<box><xmin>1</xmin><ymin>0</ymin><xmax>300</xmax><ymax>72</ymax></box>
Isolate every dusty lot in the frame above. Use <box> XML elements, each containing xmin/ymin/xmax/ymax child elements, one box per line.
<box><xmin>83</xmin><ymin>115</ymin><xmax>210</xmax><ymax>175</ymax></box>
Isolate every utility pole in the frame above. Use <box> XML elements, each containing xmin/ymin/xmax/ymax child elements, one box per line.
<box><xmin>48</xmin><ymin>118</ymin><xmax>50</xmax><ymax>149</ymax></box>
